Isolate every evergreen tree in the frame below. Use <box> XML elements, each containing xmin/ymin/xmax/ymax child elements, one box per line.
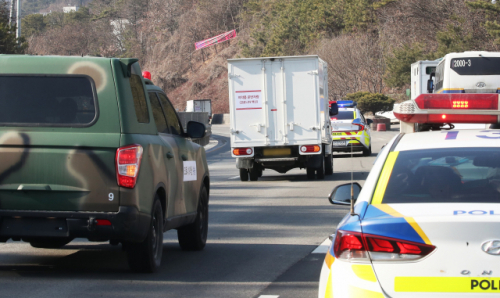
<box><xmin>467</xmin><ymin>0</ymin><xmax>500</xmax><ymax>44</ymax></box>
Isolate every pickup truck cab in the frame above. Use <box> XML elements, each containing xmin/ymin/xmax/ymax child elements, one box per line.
<box><xmin>0</xmin><ymin>55</ymin><xmax>210</xmax><ymax>272</ymax></box>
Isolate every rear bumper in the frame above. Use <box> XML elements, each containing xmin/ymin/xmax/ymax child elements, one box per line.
<box><xmin>332</xmin><ymin>144</ymin><xmax>366</xmax><ymax>152</ymax></box>
<box><xmin>0</xmin><ymin>206</ymin><xmax>150</xmax><ymax>243</ymax></box>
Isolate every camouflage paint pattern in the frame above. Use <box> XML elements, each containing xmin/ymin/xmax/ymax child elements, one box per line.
<box><xmin>0</xmin><ymin>55</ymin><xmax>209</xmax><ymax>231</ymax></box>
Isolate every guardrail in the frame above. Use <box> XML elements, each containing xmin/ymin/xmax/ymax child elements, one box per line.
<box><xmin>178</xmin><ymin>112</ymin><xmax>212</xmax><ymax>146</ymax></box>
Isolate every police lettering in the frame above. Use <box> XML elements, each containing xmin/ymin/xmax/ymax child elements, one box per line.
<box><xmin>454</xmin><ymin>210</ymin><xmax>500</xmax><ymax>215</ymax></box>
<box><xmin>471</xmin><ymin>279</ymin><xmax>500</xmax><ymax>290</ymax></box>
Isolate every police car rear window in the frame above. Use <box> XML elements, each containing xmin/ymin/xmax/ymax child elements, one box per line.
<box><xmin>332</xmin><ymin>111</ymin><xmax>354</xmax><ymax>120</ymax></box>
<box><xmin>0</xmin><ymin>75</ymin><xmax>97</xmax><ymax>127</ymax></box>
<box><xmin>379</xmin><ymin>148</ymin><xmax>500</xmax><ymax>204</ymax></box>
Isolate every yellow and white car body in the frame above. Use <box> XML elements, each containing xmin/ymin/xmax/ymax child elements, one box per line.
<box><xmin>319</xmin><ymin>129</ymin><xmax>500</xmax><ymax>297</ymax></box>
<box><xmin>330</xmin><ymin>101</ymin><xmax>371</xmax><ymax>156</ymax></box>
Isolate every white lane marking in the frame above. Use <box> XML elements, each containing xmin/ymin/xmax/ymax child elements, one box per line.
<box><xmin>312</xmin><ymin>238</ymin><xmax>332</xmax><ymax>254</ymax></box>
<box><xmin>228</xmin><ymin>176</ymin><xmax>240</xmax><ymax>180</ymax></box>
<box><xmin>259</xmin><ymin>296</ymin><xmax>279</xmax><ymax>298</ymax></box>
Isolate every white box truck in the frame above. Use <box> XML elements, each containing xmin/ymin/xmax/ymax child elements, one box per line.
<box><xmin>227</xmin><ymin>55</ymin><xmax>332</xmax><ymax>181</ymax></box>
<box><xmin>410</xmin><ymin>60</ymin><xmax>438</xmax><ymax>100</ymax></box>
<box><xmin>186</xmin><ymin>99</ymin><xmax>212</xmax><ymax>120</ymax></box>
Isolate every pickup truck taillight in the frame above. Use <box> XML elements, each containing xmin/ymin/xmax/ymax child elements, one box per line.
<box><xmin>116</xmin><ymin>145</ymin><xmax>143</xmax><ymax>188</ymax></box>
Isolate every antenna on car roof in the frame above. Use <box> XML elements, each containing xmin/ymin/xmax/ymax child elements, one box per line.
<box><xmin>350</xmin><ymin>130</ymin><xmax>357</xmax><ymax>216</ymax></box>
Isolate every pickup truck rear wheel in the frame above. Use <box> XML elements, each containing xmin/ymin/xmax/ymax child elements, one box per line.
<box><xmin>239</xmin><ymin>169</ymin><xmax>249</xmax><ymax>181</ymax></box>
<box><xmin>126</xmin><ymin>197</ymin><xmax>163</xmax><ymax>273</ymax></box>
<box><xmin>177</xmin><ymin>185</ymin><xmax>208</xmax><ymax>251</ymax></box>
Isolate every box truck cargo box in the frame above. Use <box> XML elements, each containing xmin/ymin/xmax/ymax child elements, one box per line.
<box><xmin>227</xmin><ymin>55</ymin><xmax>332</xmax><ymax>181</ymax></box>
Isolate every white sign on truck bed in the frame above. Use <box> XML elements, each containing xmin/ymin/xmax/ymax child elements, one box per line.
<box><xmin>227</xmin><ymin>55</ymin><xmax>332</xmax><ymax>181</ymax></box>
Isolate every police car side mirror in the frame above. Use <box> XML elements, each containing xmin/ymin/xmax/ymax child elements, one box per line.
<box><xmin>329</xmin><ymin>103</ymin><xmax>339</xmax><ymax>116</ymax></box>
<box><xmin>328</xmin><ymin>182</ymin><xmax>361</xmax><ymax>205</ymax></box>
<box><xmin>367</xmin><ymin>119</ymin><xmax>373</xmax><ymax>125</ymax></box>
<box><xmin>186</xmin><ymin>121</ymin><xmax>206</xmax><ymax>139</ymax></box>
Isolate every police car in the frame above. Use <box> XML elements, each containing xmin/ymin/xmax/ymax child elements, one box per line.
<box><xmin>319</xmin><ymin>127</ymin><xmax>500</xmax><ymax>297</ymax></box>
<box><xmin>330</xmin><ymin>101</ymin><xmax>372</xmax><ymax>156</ymax></box>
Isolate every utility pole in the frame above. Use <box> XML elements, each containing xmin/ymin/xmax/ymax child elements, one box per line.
<box><xmin>9</xmin><ymin>0</ymin><xmax>15</xmax><ymax>28</ymax></box>
<box><xmin>16</xmin><ymin>0</ymin><xmax>21</xmax><ymax>39</ymax></box>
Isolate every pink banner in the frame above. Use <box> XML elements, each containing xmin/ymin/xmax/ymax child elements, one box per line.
<box><xmin>195</xmin><ymin>30</ymin><xmax>237</xmax><ymax>50</ymax></box>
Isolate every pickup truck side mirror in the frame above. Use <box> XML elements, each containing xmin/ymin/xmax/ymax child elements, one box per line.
<box><xmin>328</xmin><ymin>182</ymin><xmax>361</xmax><ymax>205</ymax></box>
<box><xmin>329</xmin><ymin>103</ymin><xmax>339</xmax><ymax>116</ymax></box>
<box><xmin>186</xmin><ymin>121</ymin><xmax>206</xmax><ymax>139</ymax></box>
<box><xmin>427</xmin><ymin>72</ymin><xmax>435</xmax><ymax>93</ymax></box>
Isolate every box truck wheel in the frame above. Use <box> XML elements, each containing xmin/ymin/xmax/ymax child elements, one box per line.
<box><xmin>239</xmin><ymin>169</ymin><xmax>249</xmax><ymax>181</ymax></box>
<box><xmin>325</xmin><ymin>154</ymin><xmax>333</xmax><ymax>175</ymax></box>
<box><xmin>307</xmin><ymin>167</ymin><xmax>315</xmax><ymax>179</ymax></box>
<box><xmin>316</xmin><ymin>158</ymin><xmax>325</xmax><ymax>180</ymax></box>
<box><xmin>249</xmin><ymin>164</ymin><xmax>261</xmax><ymax>181</ymax></box>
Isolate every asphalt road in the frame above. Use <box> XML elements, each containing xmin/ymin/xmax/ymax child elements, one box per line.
<box><xmin>0</xmin><ymin>125</ymin><xmax>398</xmax><ymax>298</ymax></box>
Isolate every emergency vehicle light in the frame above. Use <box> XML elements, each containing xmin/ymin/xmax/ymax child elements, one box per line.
<box><xmin>415</xmin><ymin>94</ymin><xmax>498</xmax><ymax>110</ymax></box>
<box><xmin>395</xmin><ymin>113</ymin><xmax>498</xmax><ymax>124</ymax></box>
<box><xmin>337</xmin><ymin>100</ymin><xmax>357</xmax><ymax>108</ymax></box>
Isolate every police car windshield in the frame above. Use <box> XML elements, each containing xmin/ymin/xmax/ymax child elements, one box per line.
<box><xmin>332</xmin><ymin>111</ymin><xmax>354</xmax><ymax>120</ymax></box>
<box><xmin>380</xmin><ymin>148</ymin><xmax>500</xmax><ymax>204</ymax></box>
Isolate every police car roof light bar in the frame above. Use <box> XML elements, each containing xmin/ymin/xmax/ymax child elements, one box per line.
<box><xmin>337</xmin><ymin>100</ymin><xmax>357</xmax><ymax>108</ymax></box>
<box><xmin>415</xmin><ymin>94</ymin><xmax>498</xmax><ymax>110</ymax></box>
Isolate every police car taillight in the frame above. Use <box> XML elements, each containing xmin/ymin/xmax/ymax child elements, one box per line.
<box><xmin>116</xmin><ymin>144</ymin><xmax>143</xmax><ymax>188</ymax></box>
<box><xmin>353</xmin><ymin>123</ymin><xmax>364</xmax><ymax>131</ymax></box>
<box><xmin>334</xmin><ymin>230</ymin><xmax>435</xmax><ymax>262</ymax></box>
<box><xmin>415</xmin><ymin>94</ymin><xmax>498</xmax><ymax>110</ymax></box>
<box><xmin>233</xmin><ymin>148</ymin><xmax>253</xmax><ymax>156</ymax></box>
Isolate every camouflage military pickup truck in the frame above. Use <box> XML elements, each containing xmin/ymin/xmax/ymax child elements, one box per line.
<box><xmin>0</xmin><ymin>55</ymin><xmax>210</xmax><ymax>272</ymax></box>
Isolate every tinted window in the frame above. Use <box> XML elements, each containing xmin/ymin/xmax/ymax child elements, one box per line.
<box><xmin>425</xmin><ymin>66</ymin><xmax>436</xmax><ymax>75</ymax></box>
<box><xmin>332</xmin><ymin>111</ymin><xmax>354</xmax><ymax>120</ymax></box>
<box><xmin>148</xmin><ymin>92</ymin><xmax>168</xmax><ymax>134</ymax></box>
<box><xmin>130</xmin><ymin>74</ymin><xmax>149</xmax><ymax>123</ymax></box>
<box><xmin>380</xmin><ymin>148</ymin><xmax>500</xmax><ymax>203</ymax></box>
<box><xmin>451</xmin><ymin>57</ymin><xmax>500</xmax><ymax>75</ymax></box>
<box><xmin>0</xmin><ymin>75</ymin><xmax>96</xmax><ymax>126</ymax></box>
<box><xmin>158</xmin><ymin>93</ymin><xmax>182</xmax><ymax>135</ymax></box>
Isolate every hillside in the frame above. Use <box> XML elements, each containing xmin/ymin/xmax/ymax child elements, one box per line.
<box><xmin>8</xmin><ymin>0</ymin><xmax>500</xmax><ymax>113</ymax></box>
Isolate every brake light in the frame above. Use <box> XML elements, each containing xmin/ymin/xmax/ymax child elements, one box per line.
<box><xmin>116</xmin><ymin>145</ymin><xmax>143</xmax><ymax>188</ymax></box>
<box><xmin>330</xmin><ymin>117</ymin><xmax>337</xmax><ymax>120</ymax></box>
<box><xmin>300</xmin><ymin>145</ymin><xmax>321</xmax><ymax>153</ymax></box>
<box><xmin>334</xmin><ymin>230</ymin><xmax>435</xmax><ymax>262</ymax></box>
<box><xmin>233</xmin><ymin>148</ymin><xmax>253</xmax><ymax>156</ymax></box>
<box><xmin>415</xmin><ymin>94</ymin><xmax>498</xmax><ymax>110</ymax></box>
<box><xmin>96</xmin><ymin>219</ymin><xmax>112</xmax><ymax>226</ymax></box>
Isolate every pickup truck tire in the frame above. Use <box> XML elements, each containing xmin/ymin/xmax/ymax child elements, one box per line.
<box><xmin>178</xmin><ymin>185</ymin><xmax>208</xmax><ymax>251</ymax></box>
<box><xmin>306</xmin><ymin>167</ymin><xmax>315</xmax><ymax>179</ymax></box>
<box><xmin>239</xmin><ymin>169</ymin><xmax>249</xmax><ymax>181</ymax></box>
<box><xmin>316</xmin><ymin>158</ymin><xmax>325</xmax><ymax>179</ymax></box>
<box><xmin>325</xmin><ymin>154</ymin><xmax>333</xmax><ymax>175</ymax></box>
<box><xmin>30</xmin><ymin>238</ymin><xmax>73</xmax><ymax>249</ymax></box>
<box><xmin>126</xmin><ymin>197</ymin><xmax>163</xmax><ymax>273</ymax></box>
